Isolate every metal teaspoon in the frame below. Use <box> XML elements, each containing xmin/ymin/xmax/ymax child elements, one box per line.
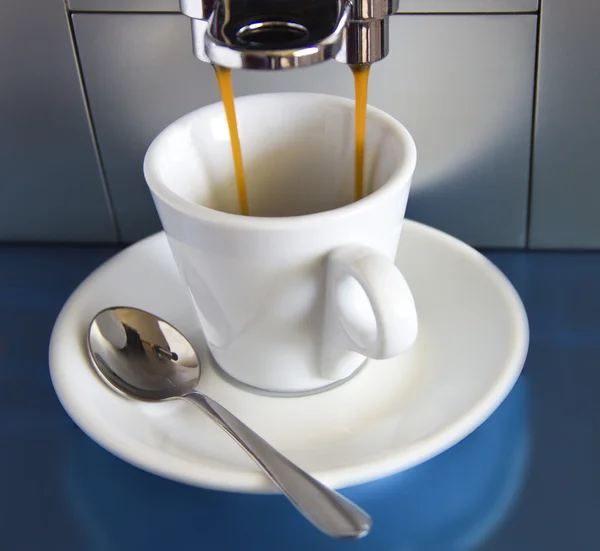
<box><xmin>87</xmin><ymin>306</ymin><xmax>371</xmax><ymax>540</ymax></box>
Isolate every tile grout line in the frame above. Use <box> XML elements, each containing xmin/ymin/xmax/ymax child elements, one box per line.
<box><xmin>63</xmin><ymin>0</ymin><xmax>123</xmax><ymax>243</ymax></box>
<box><xmin>66</xmin><ymin>10</ymin><xmax>539</xmax><ymax>16</ymax></box>
<box><xmin>525</xmin><ymin>1</ymin><xmax>543</xmax><ymax>249</ymax></box>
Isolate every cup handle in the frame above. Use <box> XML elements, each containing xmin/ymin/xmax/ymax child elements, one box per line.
<box><xmin>320</xmin><ymin>245</ymin><xmax>418</xmax><ymax>381</ymax></box>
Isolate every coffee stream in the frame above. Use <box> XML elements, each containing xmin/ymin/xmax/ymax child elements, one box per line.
<box><xmin>213</xmin><ymin>65</ymin><xmax>371</xmax><ymax>214</ymax></box>
<box><xmin>351</xmin><ymin>65</ymin><xmax>370</xmax><ymax>201</ymax></box>
<box><xmin>213</xmin><ymin>66</ymin><xmax>249</xmax><ymax>215</ymax></box>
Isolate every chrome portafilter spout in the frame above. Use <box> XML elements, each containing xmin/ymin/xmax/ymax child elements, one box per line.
<box><xmin>180</xmin><ymin>0</ymin><xmax>351</xmax><ymax>69</ymax></box>
<box><xmin>335</xmin><ymin>0</ymin><xmax>399</xmax><ymax>66</ymax></box>
<box><xmin>180</xmin><ymin>0</ymin><xmax>397</xmax><ymax>70</ymax></box>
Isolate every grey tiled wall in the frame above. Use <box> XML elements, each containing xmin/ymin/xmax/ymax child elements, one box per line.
<box><xmin>528</xmin><ymin>0</ymin><xmax>600</xmax><ymax>249</ymax></box>
<box><xmin>73</xmin><ymin>12</ymin><xmax>536</xmax><ymax>246</ymax></box>
<box><xmin>2</xmin><ymin>0</ymin><xmax>599</xmax><ymax>248</ymax></box>
<box><xmin>0</xmin><ymin>0</ymin><xmax>116</xmax><ymax>242</ymax></box>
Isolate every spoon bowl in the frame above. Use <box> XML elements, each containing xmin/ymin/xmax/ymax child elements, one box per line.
<box><xmin>88</xmin><ymin>307</ymin><xmax>200</xmax><ymax>401</ymax></box>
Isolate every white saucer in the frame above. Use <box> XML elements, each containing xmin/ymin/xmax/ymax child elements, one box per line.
<box><xmin>49</xmin><ymin>221</ymin><xmax>528</xmax><ymax>494</ymax></box>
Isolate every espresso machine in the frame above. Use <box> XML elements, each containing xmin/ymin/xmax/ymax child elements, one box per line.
<box><xmin>179</xmin><ymin>0</ymin><xmax>397</xmax><ymax>68</ymax></box>
<box><xmin>3</xmin><ymin>0</ymin><xmax>552</xmax><ymax>248</ymax></box>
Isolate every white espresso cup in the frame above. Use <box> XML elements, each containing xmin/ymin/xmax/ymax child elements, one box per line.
<box><xmin>143</xmin><ymin>93</ymin><xmax>418</xmax><ymax>395</ymax></box>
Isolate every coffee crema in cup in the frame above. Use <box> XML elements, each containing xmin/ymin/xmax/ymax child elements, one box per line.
<box><xmin>212</xmin><ymin>64</ymin><xmax>371</xmax><ymax>214</ymax></box>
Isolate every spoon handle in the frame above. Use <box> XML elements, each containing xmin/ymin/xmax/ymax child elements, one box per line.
<box><xmin>182</xmin><ymin>391</ymin><xmax>371</xmax><ymax>539</ymax></box>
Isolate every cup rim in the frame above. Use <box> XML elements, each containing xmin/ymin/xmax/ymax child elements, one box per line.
<box><xmin>143</xmin><ymin>92</ymin><xmax>417</xmax><ymax>230</ymax></box>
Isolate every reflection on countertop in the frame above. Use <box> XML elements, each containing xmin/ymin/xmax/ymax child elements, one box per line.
<box><xmin>62</xmin><ymin>376</ymin><xmax>529</xmax><ymax>551</ymax></box>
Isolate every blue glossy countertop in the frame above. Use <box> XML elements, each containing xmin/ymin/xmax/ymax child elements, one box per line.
<box><xmin>1</xmin><ymin>244</ymin><xmax>599</xmax><ymax>550</ymax></box>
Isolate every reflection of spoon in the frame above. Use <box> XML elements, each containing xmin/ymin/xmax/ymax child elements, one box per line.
<box><xmin>87</xmin><ymin>306</ymin><xmax>371</xmax><ymax>540</ymax></box>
